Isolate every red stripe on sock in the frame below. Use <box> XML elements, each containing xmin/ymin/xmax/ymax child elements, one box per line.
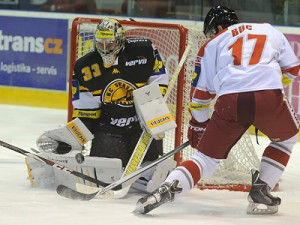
<box><xmin>263</xmin><ymin>146</ymin><xmax>290</xmax><ymax>167</ymax></box>
<box><xmin>179</xmin><ymin>160</ymin><xmax>201</xmax><ymax>186</ymax></box>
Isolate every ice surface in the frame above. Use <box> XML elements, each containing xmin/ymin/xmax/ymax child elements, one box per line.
<box><xmin>0</xmin><ymin>104</ymin><xmax>299</xmax><ymax>225</ymax></box>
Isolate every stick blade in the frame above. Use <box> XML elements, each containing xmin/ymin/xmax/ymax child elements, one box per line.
<box><xmin>56</xmin><ymin>185</ymin><xmax>97</xmax><ymax>201</ymax></box>
<box><xmin>76</xmin><ymin>183</ymin><xmax>114</xmax><ymax>199</ymax></box>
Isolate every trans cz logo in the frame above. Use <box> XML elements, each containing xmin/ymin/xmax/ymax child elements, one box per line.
<box><xmin>0</xmin><ymin>30</ymin><xmax>63</xmax><ymax>54</ymax></box>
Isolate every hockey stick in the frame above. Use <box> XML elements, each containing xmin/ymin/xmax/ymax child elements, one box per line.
<box><xmin>70</xmin><ymin>42</ymin><xmax>193</xmax><ymax>199</ymax></box>
<box><xmin>59</xmin><ymin>130</ymin><xmax>152</xmax><ymax>200</ymax></box>
<box><xmin>0</xmin><ymin>140</ymin><xmax>125</xmax><ymax>191</ymax></box>
<box><xmin>67</xmin><ymin>130</ymin><xmax>153</xmax><ymax>199</ymax></box>
<box><xmin>164</xmin><ymin>42</ymin><xmax>191</xmax><ymax>100</ymax></box>
<box><xmin>56</xmin><ymin>141</ymin><xmax>189</xmax><ymax>200</ymax></box>
<box><xmin>108</xmin><ymin>129</ymin><xmax>153</xmax><ymax>199</ymax></box>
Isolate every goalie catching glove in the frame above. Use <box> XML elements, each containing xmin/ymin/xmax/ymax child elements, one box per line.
<box><xmin>36</xmin><ymin>118</ymin><xmax>94</xmax><ymax>154</ymax></box>
<box><xmin>188</xmin><ymin>118</ymin><xmax>209</xmax><ymax>149</ymax></box>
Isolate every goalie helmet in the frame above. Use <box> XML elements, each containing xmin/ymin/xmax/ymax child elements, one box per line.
<box><xmin>203</xmin><ymin>6</ymin><xmax>239</xmax><ymax>38</ymax></box>
<box><xmin>94</xmin><ymin>18</ymin><xmax>126</xmax><ymax>68</ymax></box>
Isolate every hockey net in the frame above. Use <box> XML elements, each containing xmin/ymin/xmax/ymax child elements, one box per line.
<box><xmin>68</xmin><ymin>17</ymin><xmax>260</xmax><ymax>191</ymax></box>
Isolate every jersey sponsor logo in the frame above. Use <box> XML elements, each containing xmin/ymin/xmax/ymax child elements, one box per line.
<box><xmin>72</xmin><ymin>110</ymin><xmax>101</xmax><ymax>119</ymax></box>
<box><xmin>0</xmin><ymin>30</ymin><xmax>63</xmax><ymax>54</ymax></box>
<box><xmin>103</xmin><ymin>79</ymin><xmax>136</xmax><ymax>105</ymax></box>
<box><xmin>112</xmin><ymin>68</ymin><xmax>120</xmax><ymax>74</ymax></box>
<box><xmin>110</xmin><ymin>115</ymin><xmax>138</xmax><ymax>127</ymax></box>
<box><xmin>125</xmin><ymin>57</ymin><xmax>147</xmax><ymax>66</ymax></box>
<box><xmin>127</xmin><ymin>38</ymin><xmax>148</xmax><ymax>43</ymax></box>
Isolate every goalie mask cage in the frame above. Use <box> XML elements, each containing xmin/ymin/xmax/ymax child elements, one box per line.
<box><xmin>68</xmin><ymin>17</ymin><xmax>260</xmax><ymax>192</ymax></box>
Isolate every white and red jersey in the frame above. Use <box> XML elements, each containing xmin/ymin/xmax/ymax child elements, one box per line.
<box><xmin>190</xmin><ymin>23</ymin><xmax>300</xmax><ymax>122</ymax></box>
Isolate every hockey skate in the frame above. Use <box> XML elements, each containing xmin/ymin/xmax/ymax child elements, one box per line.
<box><xmin>133</xmin><ymin>180</ymin><xmax>182</xmax><ymax>214</ymax></box>
<box><xmin>247</xmin><ymin>169</ymin><xmax>281</xmax><ymax>214</ymax></box>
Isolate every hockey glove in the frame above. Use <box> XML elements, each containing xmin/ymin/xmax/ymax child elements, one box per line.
<box><xmin>36</xmin><ymin>118</ymin><xmax>93</xmax><ymax>155</ymax></box>
<box><xmin>36</xmin><ymin>135</ymin><xmax>72</xmax><ymax>154</ymax></box>
<box><xmin>188</xmin><ymin>118</ymin><xmax>209</xmax><ymax>148</ymax></box>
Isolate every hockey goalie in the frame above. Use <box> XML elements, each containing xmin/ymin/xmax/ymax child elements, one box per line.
<box><xmin>25</xmin><ymin>81</ymin><xmax>176</xmax><ymax>197</ymax></box>
<box><xmin>25</xmin><ymin>19</ymin><xmax>177</xmax><ymax>198</ymax></box>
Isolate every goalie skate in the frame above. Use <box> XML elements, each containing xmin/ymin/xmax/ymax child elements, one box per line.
<box><xmin>133</xmin><ymin>180</ymin><xmax>182</xmax><ymax>214</ymax></box>
<box><xmin>247</xmin><ymin>169</ymin><xmax>281</xmax><ymax>214</ymax></box>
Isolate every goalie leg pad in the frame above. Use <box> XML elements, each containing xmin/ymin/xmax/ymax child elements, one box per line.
<box><xmin>25</xmin><ymin>155</ymin><xmax>55</xmax><ymax>188</ymax></box>
<box><xmin>53</xmin><ymin>155</ymin><xmax>123</xmax><ymax>190</ymax></box>
<box><xmin>25</xmin><ymin>151</ymin><xmax>123</xmax><ymax>190</ymax></box>
<box><xmin>130</xmin><ymin>157</ymin><xmax>177</xmax><ymax>193</ymax></box>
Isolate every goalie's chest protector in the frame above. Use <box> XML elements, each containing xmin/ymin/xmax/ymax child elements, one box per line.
<box><xmin>74</xmin><ymin>38</ymin><xmax>155</xmax><ymax>107</ymax></box>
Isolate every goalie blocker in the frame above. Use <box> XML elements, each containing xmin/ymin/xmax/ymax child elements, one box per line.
<box><xmin>133</xmin><ymin>82</ymin><xmax>177</xmax><ymax>140</ymax></box>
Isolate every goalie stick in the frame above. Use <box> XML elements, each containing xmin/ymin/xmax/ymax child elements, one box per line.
<box><xmin>56</xmin><ymin>141</ymin><xmax>189</xmax><ymax>200</ymax></box>
<box><xmin>108</xmin><ymin>129</ymin><xmax>153</xmax><ymax>199</ymax></box>
<box><xmin>69</xmin><ymin>41</ymin><xmax>193</xmax><ymax>199</ymax></box>
<box><xmin>0</xmin><ymin>140</ymin><xmax>124</xmax><ymax>191</ymax></box>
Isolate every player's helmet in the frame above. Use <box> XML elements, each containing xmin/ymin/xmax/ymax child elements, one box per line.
<box><xmin>203</xmin><ymin>6</ymin><xmax>239</xmax><ymax>38</ymax></box>
<box><xmin>94</xmin><ymin>18</ymin><xmax>126</xmax><ymax>68</ymax></box>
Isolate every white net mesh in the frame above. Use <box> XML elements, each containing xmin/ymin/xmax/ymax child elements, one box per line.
<box><xmin>70</xmin><ymin>18</ymin><xmax>260</xmax><ymax>190</ymax></box>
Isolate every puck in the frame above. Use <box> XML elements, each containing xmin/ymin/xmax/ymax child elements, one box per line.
<box><xmin>75</xmin><ymin>153</ymin><xmax>85</xmax><ymax>164</ymax></box>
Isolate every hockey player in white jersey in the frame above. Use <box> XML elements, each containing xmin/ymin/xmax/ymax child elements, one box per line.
<box><xmin>134</xmin><ymin>6</ymin><xmax>300</xmax><ymax>214</ymax></box>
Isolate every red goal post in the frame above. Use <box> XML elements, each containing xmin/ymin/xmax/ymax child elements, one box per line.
<box><xmin>68</xmin><ymin>17</ymin><xmax>260</xmax><ymax>191</ymax></box>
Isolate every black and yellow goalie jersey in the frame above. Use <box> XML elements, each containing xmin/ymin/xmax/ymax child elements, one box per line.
<box><xmin>72</xmin><ymin>37</ymin><xmax>169</xmax><ymax>134</ymax></box>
